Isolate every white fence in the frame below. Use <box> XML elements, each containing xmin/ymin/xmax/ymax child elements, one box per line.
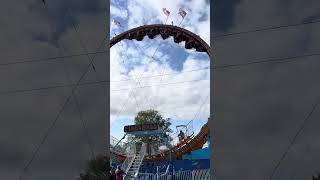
<box><xmin>137</xmin><ymin>173</ymin><xmax>156</xmax><ymax>180</ymax></box>
<box><xmin>138</xmin><ymin>169</ymin><xmax>210</xmax><ymax>180</ymax></box>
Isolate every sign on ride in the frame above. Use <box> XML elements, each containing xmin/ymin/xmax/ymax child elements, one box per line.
<box><xmin>124</xmin><ymin>123</ymin><xmax>159</xmax><ymax>133</ymax></box>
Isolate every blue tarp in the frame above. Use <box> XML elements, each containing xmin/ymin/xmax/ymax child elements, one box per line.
<box><xmin>182</xmin><ymin>147</ymin><xmax>210</xmax><ymax>160</ymax></box>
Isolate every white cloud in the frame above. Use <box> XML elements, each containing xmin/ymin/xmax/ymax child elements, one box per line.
<box><xmin>125</xmin><ymin>0</ymin><xmax>210</xmax><ymax>44</ymax></box>
<box><xmin>110</xmin><ymin>0</ymin><xmax>210</xmax><ymax>138</ymax></box>
<box><xmin>110</xmin><ymin>5</ymin><xmax>128</xmax><ymax>19</ymax></box>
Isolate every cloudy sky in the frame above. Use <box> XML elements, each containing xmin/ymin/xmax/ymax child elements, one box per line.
<box><xmin>109</xmin><ymin>0</ymin><xmax>210</xmax><ymax>141</ymax></box>
<box><xmin>0</xmin><ymin>0</ymin><xmax>107</xmax><ymax>179</ymax></box>
<box><xmin>1</xmin><ymin>0</ymin><xmax>320</xmax><ymax>179</ymax></box>
<box><xmin>213</xmin><ymin>0</ymin><xmax>320</xmax><ymax>179</ymax></box>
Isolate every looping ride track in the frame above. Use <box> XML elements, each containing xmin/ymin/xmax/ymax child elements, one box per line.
<box><xmin>110</xmin><ymin>24</ymin><xmax>210</xmax><ymax>57</ymax></box>
<box><xmin>110</xmin><ymin>24</ymin><xmax>210</xmax><ymax>162</ymax></box>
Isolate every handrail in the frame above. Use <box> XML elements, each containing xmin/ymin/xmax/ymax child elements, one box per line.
<box><xmin>157</xmin><ymin>164</ymin><xmax>171</xmax><ymax>180</ymax></box>
<box><xmin>121</xmin><ymin>143</ymin><xmax>136</xmax><ymax>175</ymax></box>
<box><xmin>123</xmin><ymin>143</ymin><xmax>147</xmax><ymax>179</ymax></box>
<box><xmin>164</xmin><ymin>164</ymin><xmax>170</xmax><ymax>174</ymax></box>
<box><xmin>173</xmin><ymin>123</ymin><xmax>208</xmax><ymax>158</ymax></box>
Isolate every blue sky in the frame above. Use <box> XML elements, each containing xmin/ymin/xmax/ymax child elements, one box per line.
<box><xmin>109</xmin><ymin>0</ymin><xmax>210</xmax><ymax>143</ymax></box>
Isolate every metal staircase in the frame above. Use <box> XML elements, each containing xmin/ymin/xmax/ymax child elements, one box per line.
<box><xmin>123</xmin><ymin>143</ymin><xmax>146</xmax><ymax>179</ymax></box>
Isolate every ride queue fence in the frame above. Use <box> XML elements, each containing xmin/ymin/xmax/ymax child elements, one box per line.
<box><xmin>138</xmin><ymin>169</ymin><xmax>210</xmax><ymax>180</ymax></box>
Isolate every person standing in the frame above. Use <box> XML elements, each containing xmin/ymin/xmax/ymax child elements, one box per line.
<box><xmin>110</xmin><ymin>166</ymin><xmax>116</xmax><ymax>180</ymax></box>
<box><xmin>115</xmin><ymin>165</ymin><xmax>125</xmax><ymax>180</ymax></box>
<box><xmin>178</xmin><ymin>130</ymin><xmax>185</xmax><ymax>141</ymax></box>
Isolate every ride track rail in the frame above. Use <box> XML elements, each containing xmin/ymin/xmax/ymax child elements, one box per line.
<box><xmin>110</xmin><ymin>24</ymin><xmax>211</xmax><ymax>57</ymax></box>
<box><xmin>110</xmin><ymin>24</ymin><xmax>210</xmax><ymax>162</ymax></box>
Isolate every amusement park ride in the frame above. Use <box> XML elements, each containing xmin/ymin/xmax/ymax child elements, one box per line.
<box><xmin>110</xmin><ymin>23</ymin><xmax>211</xmax><ymax>179</ymax></box>
<box><xmin>111</xmin><ymin>120</ymin><xmax>210</xmax><ymax>161</ymax></box>
<box><xmin>110</xmin><ymin>120</ymin><xmax>210</xmax><ymax>179</ymax></box>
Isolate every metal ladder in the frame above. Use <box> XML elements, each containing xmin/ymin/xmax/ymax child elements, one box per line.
<box><xmin>123</xmin><ymin>143</ymin><xmax>146</xmax><ymax>179</ymax></box>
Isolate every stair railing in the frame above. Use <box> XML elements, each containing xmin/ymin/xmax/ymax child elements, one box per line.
<box><xmin>121</xmin><ymin>143</ymin><xmax>136</xmax><ymax>175</ymax></box>
<box><xmin>131</xmin><ymin>143</ymin><xmax>147</xmax><ymax>178</ymax></box>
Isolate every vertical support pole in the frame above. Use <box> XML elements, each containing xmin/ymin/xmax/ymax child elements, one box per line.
<box><xmin>166</xmin><ymin>136</ymin><xmax>173</xmax><ymax>179</ymax></box>
<box><xmin>156</xmin><ymin>166</ymin><xmax>159</xmax><ymax>180</ymax></box>
<box><xmin>192</xmin><ymin>170</ymin><xmax>195</xmax><ymax>180</ymax></box>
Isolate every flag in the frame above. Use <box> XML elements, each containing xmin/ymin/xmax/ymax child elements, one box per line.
<box><xmin>178</xmin><ymin>7</ymin><xmax>187</xmax><ymax>18</ymax></box>
<box><xmin>162</xmin><ymin>8</ymin><xmax>170</xmax><ymax>16</ymax></box>
<box><xmin>113</xmin><ymin>19</ymin><xmax>121</xmax><ymax>27</ymax></box>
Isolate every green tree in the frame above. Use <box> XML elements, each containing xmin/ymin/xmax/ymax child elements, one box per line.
<box><xmin>78</xmin><ymin>154</ymin><xmax>109</xmax><ymax>180</ymax></box>
<box><xmin>133</xmin><ymin>109</ymin><xmax>173</xmax><ymax>155</ymax></box>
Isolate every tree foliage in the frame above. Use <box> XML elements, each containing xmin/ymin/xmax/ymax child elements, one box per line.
<box><xmin>78</xmin><ymin>154</ymin><xmax>109</xmax><ymax>180</ymax></box>
<box><xmin>133</xmin><ymin>109</ymin><xmax>173</xmax><ymax>155</ymax></box>
<box><xmin>135</xmin><ymin>109</ymin><xmax>172</xmax><ymax>133</ymax></box>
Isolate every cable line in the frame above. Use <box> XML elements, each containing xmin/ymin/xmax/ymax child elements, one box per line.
<box><xmin>0</xmin><ymin>69</ymin><xmax>209</xmax><ymax>96</ymax></box>
<box><xmin>213</xmin><ymin>19</ymin><xmax>320</xmax><ymax>39</ymax></box>
<box><xmin>0</xmin><ymin>78</ymin><xmax>208</xmax><ymax>96</ymax></box>
<box><xmin>109</xmin><ymin>66</ymin><xmax>209</xmax><ymax>82</ymax></box>
<box><xmin>268</xmin><ymin>101</ymin><xmax>320</xmax><ymax>180</ymax></box>
<box><xmin>42</xmin><ymin>2</ymin><xmax>97</xmax><ymax>160</ymax></box>
<box><xmin>3</xmin><ymin>17</ymin><xmax>320</xmax><ymax>68</ymax></box>
<box><xmin>212</xmin><ymin>52</ymin><xmax>320</xmax><ymax>70</ymax></box>
<box><xmin>0</xmin><ymin>80</ymin><xmax>106</xmax><ymax>96</ymax></box>
<box><xmin>57</xmin><ymin>42</ymin><xmax>96</xmax><ymax>159</ymax></box>
<box><xmin>110</xmin><ymin>79</ymin><xmax>209</xmax><ymax>92</ymax></box>
<box><xmin>110</xmin><ymin>32</ymin><xmax>165</xmax><ymax>129</ymax></box>
<box><xmin>4</xmin><ymin>51</ymin><xmax>320</xmax><ymax>96</ymax></box>
<box><xmin>0</xmin><ymin>50</ymin><xmax>108</xmax><ymax>67</ymax></box>
<box><xmin>18</xmin><ymin>3</ymin><xmax>108</xmax><ymax>180</ymax></box>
